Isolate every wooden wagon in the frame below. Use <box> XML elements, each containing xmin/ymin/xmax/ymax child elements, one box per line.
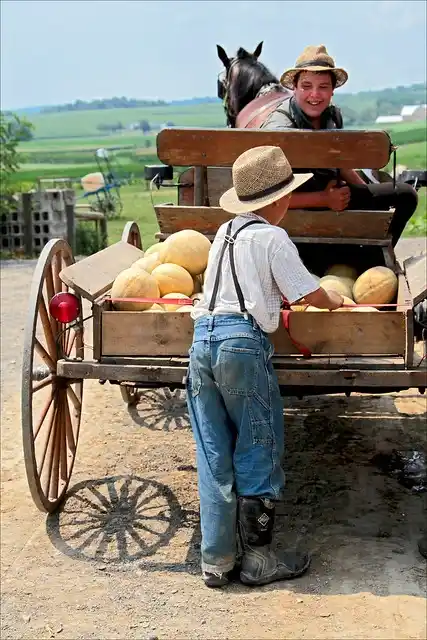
<box><xmin>22</xmin><ymin>127</ymin><xmax>427</xmax><ymax>513</ymax></box>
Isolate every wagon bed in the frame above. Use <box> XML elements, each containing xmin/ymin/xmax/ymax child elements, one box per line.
<box><xmin>21</xmin><ymin>128</ymin><xmax>427</xmax><ymax>513</ymax></box>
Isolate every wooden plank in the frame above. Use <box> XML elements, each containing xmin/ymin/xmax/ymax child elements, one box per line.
<box><xmin>404</xmin><ymin>254</ymin><xmax>427</xmax><ymax>306</ymax></box>
<box><xmin>99</xmin><ymin>354</ymin><xmax>405</xmax><ymax>370</ymax></box>
<box><xmin>57</xmin><ymin>359</ymin><xmax>427</xmax><ymax>389</ymax></box>
<box><xmin>397</xmin><ymin>273</ymin><xmax>415</xmax><ymax>368</ymax></box>
<box><xmin>178</xmin><ymin>168</ymin><xmax>194</xmax><ymax>206</ymax></box>
<box><xmin>59</xmin><ymin>240</ymin><xmax>144</xmax><ymax>302</ymax></box>
<box><xmin>155</xmin><ymin>231</ymin><xmax>390</xmax><ymax>245</ymax></box>
<box><xmin>154</xmin><ymin>205</ymin><xmax>393</xmax><ymax>240</ymax></box>
<box><xmin>100</xmin><ymin>310</ymin><xmax>405</xmax><ymax>357</ymax></box>
<box><xmin>157</xmin><ymin>128</ymin><xmax>392</xmax><ymax>169</ymax></box>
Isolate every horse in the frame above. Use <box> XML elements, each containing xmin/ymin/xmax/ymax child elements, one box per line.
<box><xmin>216</xmin><ymin>42</ymin><xmax>292</xmax><ymax>128</ymax></box>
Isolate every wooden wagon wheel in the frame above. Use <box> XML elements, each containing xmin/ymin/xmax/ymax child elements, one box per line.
<box><xmin>120</xmin><ymin>221</ymin><xmax>143</xmax><ymax>405</ymax></box>
<box><xmin>121</xmin><ymin>221</ymin><xmax>142</xmax><ymax>250</ymax></box>
<box><xmin>22</xmin><ymin>239</ymin><xmax>84</xmax><ymax>513</ymax></box>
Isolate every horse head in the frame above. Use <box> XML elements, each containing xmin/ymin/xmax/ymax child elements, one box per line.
<box><xmin>216</xmin><ymin>42</ymin><xmax>279</xmax><ymax>127</ymax></box>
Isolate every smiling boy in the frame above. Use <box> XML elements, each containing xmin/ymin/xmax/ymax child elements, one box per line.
<box><xmin>261</xmin><ymin>45</ymin><xmax>418</xmax><ymax>246</ymax></box>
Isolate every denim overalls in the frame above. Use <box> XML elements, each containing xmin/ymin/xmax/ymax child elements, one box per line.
<box><xmin>186</xmin><ymin>219</ymin><xmax>286</xmax><ymax>574</ymax></box>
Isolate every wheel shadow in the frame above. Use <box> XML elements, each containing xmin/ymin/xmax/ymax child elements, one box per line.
<box><xmin>46</xmin><ymin>475</ymin><xmax>200</xmax><ymax>571</ymax></box>
<box><xmin>126</xmin><ymin>388</ymin><xmax>191</xmax><ymax>432</ymax></box>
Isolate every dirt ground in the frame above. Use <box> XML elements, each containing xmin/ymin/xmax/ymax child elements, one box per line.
<box><xmin>1</xmin><ymin>238</ymin><xmax>426</xmax><ymax>640</ymax></box>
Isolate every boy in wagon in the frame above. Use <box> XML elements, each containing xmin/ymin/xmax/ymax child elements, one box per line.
<box><xmin>187</xmin><ymin>144</ymin><xmax>344</xmax><ymax>588</ymax></box>
<box><xmin>261</xmin><ymin>45</ymin><xmax>418</xmax><ymax>247</ymax></box>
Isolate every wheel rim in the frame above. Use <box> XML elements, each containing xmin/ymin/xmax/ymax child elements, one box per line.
<box><xmin>22</xmin><ymin>239</ymin><xmax>84</xmax><ymax>513</ymax></box>
<box><xmin>121</xmin><ymin>221</ymin><xmax>142</xmax><ymax>249</ymax></box>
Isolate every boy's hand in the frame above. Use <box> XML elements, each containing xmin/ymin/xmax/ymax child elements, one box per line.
<box><xmin>326</xmin><ymin>290</ymin><xmax>344</xmax><ymax>310</ymax></box>
<box><xmin>324</xmin><ymin>180</ymin><xmax>351</xmax><ymax>211</ymax></box>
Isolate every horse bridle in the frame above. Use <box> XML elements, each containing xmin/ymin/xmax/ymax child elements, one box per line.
<box><xmin>217</xmin><ymin>57</ymin><xmax>240</xmax><ymax>127</ymax></box>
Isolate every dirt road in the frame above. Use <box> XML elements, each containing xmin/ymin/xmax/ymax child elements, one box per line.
<box><xmin>1</xmin><ymin>238</ymin><xmax>426</xmax><ymax>640</ymax></box>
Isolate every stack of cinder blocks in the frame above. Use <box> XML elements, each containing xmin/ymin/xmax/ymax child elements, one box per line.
<box><xmin>0</xmin><ymin>189</ymin><xmax>75</xmax><ymax>256</ymax></box>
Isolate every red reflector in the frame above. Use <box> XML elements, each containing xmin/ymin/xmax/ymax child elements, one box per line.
<box><xmin>49</xmin><ymin>292</ymin><xmax>80</xmax><ymax>323</ymax></box>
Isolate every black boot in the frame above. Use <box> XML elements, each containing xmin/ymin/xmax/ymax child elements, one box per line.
<box><xmin>418</xmin><ymin>534</ymin><xmax>427</xmax><ymax>560</ymax></box>
<box><xmin>237</xmin><ymin>496</ymin><xmax>311</xmax><ymax>586</ymax></box>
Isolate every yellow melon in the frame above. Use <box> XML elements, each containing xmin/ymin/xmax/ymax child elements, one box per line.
<box><xmin>133</xmin><ymin>252</ymin><xmax>162</xmax><ymax>274</ymax></box>
<box><xmin>152</xmin><ymin>263</ymin><xmax>194</xmax><ymax>297</ymax></box>
<box><xmin>333</xmin><ymin>295</ymin><xmax>357</xmax><ymax>311</ymax></box>
<box><xmin>325</xmin><ymin>264</ymin><xmax>358</xmax><ymax>281</ymax></box>
<box><xmin>161</xmin><ymin>293</ymin><xmax>192</xmax><ymax>311</ymax></box>
<box><xmin>305</xmin><ymin>306</ymin><xmax>330</xmax><ymax>312</ymax></box>
<box><xmin>111</xmin><ymin>267</ymin><xmax>159</xmax><ymax>311</ymax></box>
<box><xmin>351</xmin><ymin>306</ymin><xmax>380</xmax><ymax>312</ymax></box>
<box><xmin>290</xmin><ymin>304</ymin><xmax>309</xmax><ymax>312</ymax></box>
<box><xmin>352</xmin><ymin>266</ymin><xmax>398</xmax><ymax>305</ymax></box>
<box><xmin>177</xmin><ymin>305</ymin><xmax>193</xmax><ymax>313</ymax></box>
<box><xmin>319</xmin><ymin>275</ymin><xmax>353</xmax><ymax>299</ymax></box>
<box><xmin>161</xmin><ymin>230</ymin><xmax>211</xmax><ymax>276</ymax></box>
<box><xmin>145</xmin><ymin>242</ymin><xmax>166</xmax><ymax>258</ymax></box>
<box><xmin>142</xmin><ymin>303</ymin><xmax>164</xmax><ymax>312</ymax></box>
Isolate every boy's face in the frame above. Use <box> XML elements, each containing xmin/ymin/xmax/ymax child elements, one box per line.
<box><xmin>293</xmin><ymin>71</ymin><xmax>334</xmax><ymax>119</ymax></box>
<box><xmin>269</xmin><ymin>193</ymin><xmax>291</xmax><ymax>225</ymax></box>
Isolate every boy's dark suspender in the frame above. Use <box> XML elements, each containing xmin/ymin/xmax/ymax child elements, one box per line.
<box><xmin>208</xmin><ymin>219</ymin><xmax>265</xmax><ymax>313</ymax></box>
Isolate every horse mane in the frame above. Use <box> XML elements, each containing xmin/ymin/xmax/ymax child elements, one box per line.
<box><xmin>221</xmin><ymin>46</ymin><xmax>280</xmax><ymax>127</ymax></box>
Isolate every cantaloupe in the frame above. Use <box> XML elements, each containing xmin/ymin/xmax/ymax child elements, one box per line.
<box><xmin>290</xmin><ymin>304</ymin><xmax>309</xmax><ymax>312</ymax></box>
<box><xmin>351</xmin><ymin>306</ymin><xmax>379</xmax><ymax>312</ymax></box>
<box><xmin>152</xmin><ymin>263</ymin><xmax>194</xmax><ymax>297</ymax></box>
<box><xmin>333</xmin><ymin>295</ymin><xmax>357</xmax><ymax>311</ymax></box>
<box><xmin>142</xmin><ymin>303</ymin><xmax>164</xmax><ymax>312</ymax></box>
<box><xmin>161</xmin><ymin>293</ymin><xmax>192</xmax><ymax>311</ymax></box>
<box><xmin>352</xmin><ymin>266</ymin><xmax>398</xmax><ymax>305</ymax></box>
<box><xmin>177</xmin><ymin>305</ymin><xmax>193</xmax><ymax>313</ymax></box>
<box><xmin>325</xmin><ymin>264</ymin><xmax>358</xmax><ymax>281</ymax></box>
<box><xmin>161</xmin><ymin>230</ymin><xmax>211</xmax><ymax>276</ymax></box>
<box><xmin>111</xmin><ymin>267</ymin><xmax>159</xmax><ymax>311</ymax></box>
<box><xmin>145</xmin><ymin>242</ymin><xmax>165</xmax><ymax>258</ymax></box>
<box><xmin>305</xmin><ymin>306</ymin><xmax>329</xmax><ymax>312</ymax></box>
<box><xmin>319</xmin><ymin>275</ymin><xmax>353</xmax><ymax>299</ymax></box>
<box><xmin>133</xmin><ymin>252</ymin><xmax>162</xmax><ymax>274</ymax></box>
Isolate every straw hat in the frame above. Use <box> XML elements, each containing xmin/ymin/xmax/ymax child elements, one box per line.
<box><xmin>280</xmin><ymin>45</ymin><xmax>348</xmax><ymax>89</ymax></box>
<box><xmin>219</xmin><ymin>146</ymin><xmax>313</xmax><ymax>215</ymax></box>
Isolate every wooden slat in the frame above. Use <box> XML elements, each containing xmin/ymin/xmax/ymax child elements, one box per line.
<box><xmin>57</xmin><ymin>359</ymin><xmax>427</xmax><ymax>389</ymax></box>
<box><xmin>157</xmin><ymin>128</ymin><xmax>392</xmax><ymax>169</ymax></box>
<box><xmin>100</xmin><ymin>310</ymin><xmax>405</xmax><ymax>357</ymax></box>
<box><xmin>154</xmin><ymin>205</ymin><xmax>394</xmax><ymax>240</ymax></box>
<box><xmin>404</xmin><ymin>254</ymin><xmax>427</xmax><ymax>306</ymax></box>
<box><xmin>59</xmin><ymin>241</ymin><xmax>144</xmax><ymax>302</ymax></box>
<box><xmin>397</xmin><ymin>273</ymin><xmax>415</xmax><ymax>368</ymax></box>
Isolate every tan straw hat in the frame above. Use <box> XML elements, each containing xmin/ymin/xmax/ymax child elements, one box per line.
<box><xmin>280</xmin><ymin>44</ymin><xmax>348</xmax><ymax>89</ymax></box>
<box><xmin>219</xmin><ymin>146</ymin><xmax>313</xmax><ymax>215</ymax></box>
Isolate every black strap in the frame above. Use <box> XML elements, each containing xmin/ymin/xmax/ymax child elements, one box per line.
<box><xmin>208</xmin><ymin>219</ymin><xmax>265</xmax><ymax>312</ymax></box>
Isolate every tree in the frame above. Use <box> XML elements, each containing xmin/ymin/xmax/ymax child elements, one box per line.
<box><xmin>138</xmin><ymin>119</ymin><xmax>151</xmax><ymax>134</ymax></box>
<box><xmin>0</xmin><ymin>111</ymin><xmax>34</xmax><ymax>216</ymax></box>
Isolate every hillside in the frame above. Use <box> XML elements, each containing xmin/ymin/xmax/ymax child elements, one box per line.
<box><xmin>15</xmin><ymin>82</ymin><xmax>426</xmax><ymax>140</ymax></box>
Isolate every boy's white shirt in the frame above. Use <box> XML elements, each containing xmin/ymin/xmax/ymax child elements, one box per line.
<box><xmin>191</xmin><ymin>212</ymin><xmax>319</xmax><ymax>333</ymax></box>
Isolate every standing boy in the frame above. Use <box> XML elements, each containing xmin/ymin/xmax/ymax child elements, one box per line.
<box><xmin>188</xmin><ymin>145</ymin><xmax>344</xmax><ymax>588</ymax></box>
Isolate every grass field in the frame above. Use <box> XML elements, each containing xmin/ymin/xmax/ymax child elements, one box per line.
<box><xmin>24</xmin><ymin>103</ymin><xmax>225</xmax><ymax>139</ymax></box>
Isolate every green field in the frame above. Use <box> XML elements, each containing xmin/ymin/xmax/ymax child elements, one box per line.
<box><xmin>24</xmin><ymin>103</ymin><xmax>225</xmax><ymax>139</ymax></box>
<box><xmin>10</xmin><ymin>106</ymin><xmax>426</xmax><ymax>247</ymax></box>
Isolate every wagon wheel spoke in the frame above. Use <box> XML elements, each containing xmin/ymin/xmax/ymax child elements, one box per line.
<box><xmin>22</xmin><ymin>239</ymin><xmax>84</xmax><ymax>513</ymax></box>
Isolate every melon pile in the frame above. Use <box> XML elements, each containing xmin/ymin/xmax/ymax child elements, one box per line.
<box><xmin>291</xmin><ymin>263</ymin><xmax>398</xmax><ymax>312</ymax></box>
<box><xmin>110</xmin><ymin>230</ymin><xmax>210</xmax><ymax>312</ymax></box>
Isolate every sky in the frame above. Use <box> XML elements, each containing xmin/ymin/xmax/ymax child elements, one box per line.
<box><xmin>1</xmin><ymin>0</ymin><xmax>426</xmax><ymax>109</ymax></box>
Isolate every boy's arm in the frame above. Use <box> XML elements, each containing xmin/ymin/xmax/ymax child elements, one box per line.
<box><xmin>271</xmin><ymin>241</ymin><xmax>343</xmax><ymax>310</ymax></box>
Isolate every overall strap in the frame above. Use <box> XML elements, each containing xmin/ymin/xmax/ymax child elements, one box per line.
<box><xmin>208</xmin><ymin>219</ymin><xmax>265</xmax><ymax>312</ymax></box>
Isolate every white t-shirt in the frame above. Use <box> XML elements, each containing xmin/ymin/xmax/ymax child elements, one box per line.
<box><xmin>191</xmin><ymin>212</ymin><xmax>319</xmax><ymax>333</ymax></box>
